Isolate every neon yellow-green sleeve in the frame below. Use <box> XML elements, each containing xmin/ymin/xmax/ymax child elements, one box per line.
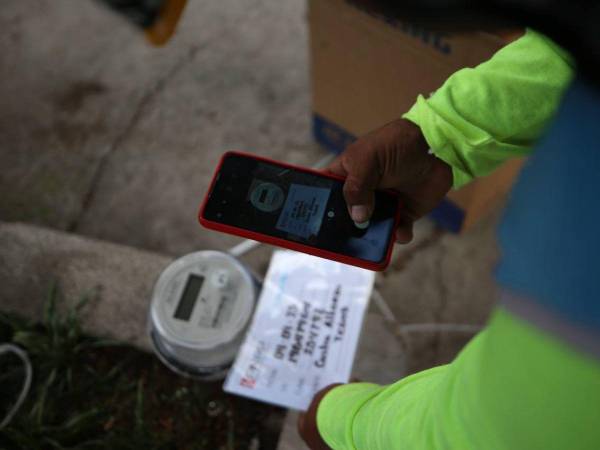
<box><xmin>403</xmin><ymin>29</ymin><xmax>574</xmax><ymax>188</ymax></box>
<box><xmin>316</xmin><ymin>308</ymin><xmax>600</xmax><ymax>449</ymax></box>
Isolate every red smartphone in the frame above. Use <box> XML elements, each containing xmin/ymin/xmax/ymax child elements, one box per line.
<box><xmin>198</xmin><ymin>151</ymin><xmax>401</xmax><ymax>271</ymax></box>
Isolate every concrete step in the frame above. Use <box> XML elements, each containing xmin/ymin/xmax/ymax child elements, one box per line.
<box><xmin>0</xmin><ymin>221</ymin><xmax>171</xmax><ymax>351</ymax></box>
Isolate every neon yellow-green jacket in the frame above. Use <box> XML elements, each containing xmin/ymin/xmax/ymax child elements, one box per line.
<box><xmin>317</xmin><ymin>30</ymin><xmax>600</xmax><ymax>450</ymax></box>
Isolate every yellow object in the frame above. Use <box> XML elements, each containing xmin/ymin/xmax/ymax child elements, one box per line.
<box><xmin>145</xmin><ymin>0</ymin><xmax>188</xmax><ymax>46</ymax></box>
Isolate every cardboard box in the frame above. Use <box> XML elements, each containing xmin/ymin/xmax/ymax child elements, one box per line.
<box><xmin>309</xmin><ymin>0</ymin><xmax>524</xmax><ymax>232</ymax></box>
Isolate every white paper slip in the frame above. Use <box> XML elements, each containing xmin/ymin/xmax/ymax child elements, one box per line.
<box><xmin>224</xmin><ymin>250</ymin><xmax>375</xmax><ymax>411</ymax></box>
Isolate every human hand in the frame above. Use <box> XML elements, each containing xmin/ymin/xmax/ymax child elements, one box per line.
<box><xmin>326</xmin><ymin>118</ymin><xmax>452</xmax><ymax>243</ymax></box>
<box><xmin>297</xmin><ymin>383</ymin><xmax>342</xmax><ymax>450</ymax></box>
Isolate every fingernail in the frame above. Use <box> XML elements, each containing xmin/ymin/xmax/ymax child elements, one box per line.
<box><xmin>351</xmin><ymin>205</ymin><xmax>369</xmax><ymax>222</ymax></box>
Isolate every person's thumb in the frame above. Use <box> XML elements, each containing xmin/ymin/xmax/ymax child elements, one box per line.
<box><xmin>341</xmin><ymin>159</ymin><xmax>380</xmax><ymax>224</ymax></box>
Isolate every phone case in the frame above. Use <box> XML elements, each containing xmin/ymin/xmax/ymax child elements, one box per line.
<box><xmin>198</xmin><ymin>151</ymin><xmax>401</xmax><ymax>271</ymax></box>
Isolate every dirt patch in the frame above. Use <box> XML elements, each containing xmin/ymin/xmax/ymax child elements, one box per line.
<box><xmin>54</xmin><ymin>81</ymin><xmax>107</xmax><ymax>114</ymax></box>
<box><xmin>0</xmin><ymin>290</ymin><xmax>285</xmax><ymax>450</ymax></box>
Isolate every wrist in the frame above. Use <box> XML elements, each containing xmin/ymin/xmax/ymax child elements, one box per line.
<box><xmin>399</xmin><ymin>118</ymin><xmax>452</xmax><ymax>189</ymax></box>
<box><xmin>427</xmin><ymin>154</ymin><xmax>454</xmax><ymax>192</ymax></box>
<box><xmin>395</xmin><ymin>118</ymin><xmax>438</xmax><ymax>185</ymax></box>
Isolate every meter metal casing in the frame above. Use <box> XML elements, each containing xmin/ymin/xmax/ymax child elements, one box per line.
<box><xmin>149</xmin><ymin>251</ymin><xmax>257</xmax><ymax>380</ymax></box>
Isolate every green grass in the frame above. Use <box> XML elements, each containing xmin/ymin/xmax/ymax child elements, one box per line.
<box><xmin>0</xmin><ymin>284</ymin><xmax>284</xmax><ymax>450</ymax></box>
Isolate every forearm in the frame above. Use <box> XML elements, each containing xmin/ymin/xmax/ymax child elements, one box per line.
<box><xmin>316</xmin><ymin>307</ymin><xmax>600</xmax><ymax>450</ymax></box>
<box><xmin>316</xmin><ymin>367</ymin><xmax>447</xmax><ymax>449</ymax></box>
<box><xmin>403</xmin><ymin>29</ymin><xmax>574</xmax><ymax>188</ymax></box>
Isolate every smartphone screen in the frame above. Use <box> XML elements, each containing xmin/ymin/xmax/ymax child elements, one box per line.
<box><xmin>202</xmin><ymin>153</ymin><xmax>398</xmax><ymax>263</ymax></box>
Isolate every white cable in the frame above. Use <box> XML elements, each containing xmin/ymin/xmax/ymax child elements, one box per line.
<box><xmin>371</xmin><ymin>289</ymin><xmax>398</xmax><ymax>324</ymax></box>
<box><xmin>371</xmin><ymin>291</ymin><xmax>481</xmax><ymax>334</ymax></box>
<box><xmin>226</xmin><ymin>152</ymin><xmax>335</xmax><ymax>258</ymax></box>
<box><xmin>0</xmin><ymin>344</ymin><xmax>32</xmax><ymax>429</ymax></box>
<box><xmin>310</xmin><ymin>153</ymin><xmax>336</xmax><ymax>169</ymax></box>
<box><xmin>398</xmin><ymin>323</ymin><xmax>482</xmax><ymax>334</ymax></box>
<box><xmin>227</xmin><ymin>239</ymin><xmax>261</xmax><ymax>258</ymax></box>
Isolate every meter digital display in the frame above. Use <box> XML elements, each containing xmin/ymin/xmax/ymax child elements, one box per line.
<box><xmin>173</xmin><ymin>274</ymin><xmax>205</xmax><ymax>321</ymax></box>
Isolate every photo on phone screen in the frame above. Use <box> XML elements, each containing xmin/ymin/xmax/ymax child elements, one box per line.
<box><xmin>201</xmin><ymin>153</ymin><xmax>399</xmax><ymax>264</ymax></box>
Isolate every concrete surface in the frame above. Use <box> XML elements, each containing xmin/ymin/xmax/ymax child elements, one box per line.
<box><xmin>1</xmin><ymin>0</ymin><xmax>179</xmax><ymax>229</ymax></box>
<box><xmin>0</xmin><ymin>0</ymin><xmax>324</xmax><ymax>255</ymax></box>
<box><xmin>0</xmin><ymin>221</ymin><xmax>171</xmax><ymax>351</ymax></box>
<box><xmin>277</xmin><ymin>411</ymin><xmax>306</xmax><ymax>450</ymax></box>
<box><xmin>353</xmin><ymin>313</ymin><xmax>407</xmax><ymax>383</ymax></box>
<box><xmin>380</xmin><ymin>214</ymin><xmax>499</xmax><ymax>373</ymax></box>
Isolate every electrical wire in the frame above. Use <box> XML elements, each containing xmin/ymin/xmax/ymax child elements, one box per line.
<box><xmin>310</xmin><ymin>153</ymin><xmax>336</xmax><ymax>169</ymax></box>
<box><xmin>372</xmin><ymin>289</ymin><xmax>398</xmax><ymax>323</ymax></box>
<box><xmin>372</xmin><ymin>290</ymin><xmax>482</xmax><ymax>333</ymax></box>
<box><xmin>227</xmin><ymin>239</ymin><xmax>261</xmax><ymax>258</ymax></box>
<box><xmin>0</xmin><ymin>344</ymin><xmax>32</xmax><ymax>429</ymax></box>
<box><xmin>398</xmin><ymin>323</ymin><xmax>482</xmax><ymax>334</ymax></box>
